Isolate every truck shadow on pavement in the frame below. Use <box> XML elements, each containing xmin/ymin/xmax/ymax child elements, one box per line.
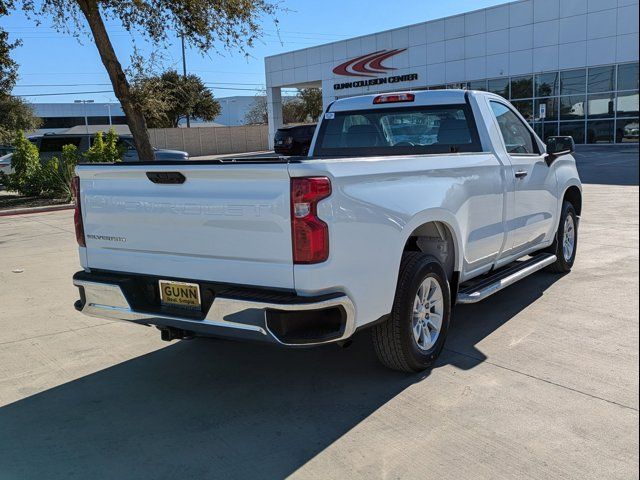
<box><xmin>445</xmin><ymin>271</ymin><xmax>564</xmax><ymax>369</ymax></box>
<box><xmin>0</xmin><ymin>273</ymin><xmax>562</xmax><ymax>480</ymax></box>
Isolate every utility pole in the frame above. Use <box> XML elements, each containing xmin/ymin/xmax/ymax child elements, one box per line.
<box><xmin>181</xmin><ymin>33</ymin><xmax>191</xmax><ymax>128</ymax></box>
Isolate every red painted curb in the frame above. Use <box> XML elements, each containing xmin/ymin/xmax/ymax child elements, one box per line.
<box><xmin>0</xmin><ymin>203</ymin><xmax>75</xmax><ymax>217</ymax></box>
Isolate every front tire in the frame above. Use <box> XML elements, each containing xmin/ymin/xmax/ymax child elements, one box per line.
<box><xmin>372</xmin><ymin>252</ymin><xmax>451</xmax><ymax>373</ymax></box>
<box><xmin>546</xmin><ymin>201</ymin><xmax>578</xmax><ymax>273</ymax></box>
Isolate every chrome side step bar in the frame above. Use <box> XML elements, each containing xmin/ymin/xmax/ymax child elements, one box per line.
<box><xmin>456</xmin><ymin>253</ymin><xmax>557</xmax><ymax>304</ymax></box>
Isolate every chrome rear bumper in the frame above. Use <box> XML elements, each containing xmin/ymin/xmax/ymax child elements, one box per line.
<box><xmin>73</xmin><ymin>276</ymin><xmax>356</xmax><ymax>346</ymax></box>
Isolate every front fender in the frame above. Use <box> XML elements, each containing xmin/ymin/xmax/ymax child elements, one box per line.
<box><xmin>554</xmin><ymin>154</ymin><xmax>583</xmax><ymax>218</ymax></box>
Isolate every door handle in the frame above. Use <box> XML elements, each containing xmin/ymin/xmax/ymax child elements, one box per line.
<box><xmin>515</xmin><ymin>170</ymin><xmax>528</xmax><ymax>179</ymax></box>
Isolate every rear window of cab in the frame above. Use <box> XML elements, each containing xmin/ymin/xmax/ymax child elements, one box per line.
<box><xmin>314</xmin><ymin>104</ymin><xmax>482</xmax><ymax>157</ymax></box>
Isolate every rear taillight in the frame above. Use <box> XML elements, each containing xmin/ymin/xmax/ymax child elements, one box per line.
<box><xmin>72</xmin><ymin>176</ymin><xmax>85</xmax><ymax>247</ymax></box>
<box><xmin>373</xmin><ymin>93</ymin><xmax>415</xmax><ymax>104</ymax></box>
<box><xmin>291</xmin><ymin>177</ymin><xmax>331</xmax><ymax>264</ymax></box>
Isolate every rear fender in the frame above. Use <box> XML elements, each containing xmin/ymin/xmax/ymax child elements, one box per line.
<box><xmin>398</xmin><ymin>209</ymin><xmax>464</xmax><ymax>275</ymax></box>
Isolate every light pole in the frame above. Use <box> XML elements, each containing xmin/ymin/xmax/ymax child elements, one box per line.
<box><xmin>181</xmin><ymin>33</ymin><xmax>191</xmax><ymax>128</ymax></box>
<box><xmin>74</xmin><ymin>99</ymin><xmax>95</xmax><ymax>134</ymax></box>
<box><xmin>101</xmin><ymin>96</ymin><xmax>113</xmax><ymax>126</ymax></box>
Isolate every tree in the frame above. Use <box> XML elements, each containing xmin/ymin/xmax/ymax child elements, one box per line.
<box><xmin>8</xmin><ymin>0</ymin><xmax>278</xmax><ymax>160</ymax></box>
<box><xmin>244</xmin><ymin>95</ymin><xmax>269</xmax><ymax>124</ymax></box>
<box><xmin>127</xmin><ymin>51</ymin><xmax>173</xmax><ymax>130</ymax></box>
<box><xmin>134</xmin><ymin>70</ymin><xmax>221</xmax><ymax>128</ymax></box>
<box><xmin>297</xmin><ymin>88</ymin><xmax>323</xmax><ymax>122</ymax></box>
<box><xmin>0</xmin><ymin>96</ymin><xmax>42</xmax><ymax>144</ymax></box>
<box><xmin>0</xmin><ymin>10</ymin><xmax>41</xmax><ymax>144</ymax></box>
<box><xmin>244</xmin><ymin>88</ymin><xmax>323</xmax><ymax>126</ymax></box>
<box><xmin>0</xmin><ymin>28</ymin><xmax>18</xmax><ymax>95</ymax></box>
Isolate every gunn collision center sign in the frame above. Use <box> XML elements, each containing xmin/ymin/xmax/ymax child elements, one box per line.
<box><xmin>332</xmin><ymin>49</ymin><xmax>419</xmax><ymax>91</ymax></box>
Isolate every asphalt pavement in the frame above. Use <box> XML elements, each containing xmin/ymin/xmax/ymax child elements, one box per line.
<box><xmin>0</xmin><ymin>145</ymin><xmax>637</xmax><ymax>480</ymax></box>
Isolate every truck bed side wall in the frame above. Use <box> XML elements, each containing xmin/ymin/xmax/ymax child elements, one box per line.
<box><xmin>289</xmin><ymin>153</ymin><xmax>506</xmax><ymax>328</ymax></box>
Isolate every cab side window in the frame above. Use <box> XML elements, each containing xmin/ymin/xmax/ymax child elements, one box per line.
<box><xmin>490</xmin><ymin>101</ymin><xmax>538</xmax><ymax>155</ymax></box>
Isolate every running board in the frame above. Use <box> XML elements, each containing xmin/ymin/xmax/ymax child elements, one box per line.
<box><xmin>456</xmin><ymin>253</ymin><xmax>557</xmax><ymax>304</ymax></box>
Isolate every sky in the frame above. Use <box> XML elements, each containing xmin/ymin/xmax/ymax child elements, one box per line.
<box><xmin>2</xmin><ymin>0</ymin><xmax>509</xmax><ymax>103</ymax></box>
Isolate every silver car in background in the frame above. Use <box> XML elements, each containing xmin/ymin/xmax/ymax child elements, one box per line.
<box><xmin>30</xmin><ymin>134</ymin><xmax>189</xmax><ymax>162</ymax></box>
<box><xmin>0</xmin><ymin>153</ymin><xmax>13</xmax><ymax>176</ymax></box>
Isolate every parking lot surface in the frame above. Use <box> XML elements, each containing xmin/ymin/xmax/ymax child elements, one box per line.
<box><xmin>0</xmin><ymin>146</ymin><xmax>638</xmax><ymax>480</ymax></box>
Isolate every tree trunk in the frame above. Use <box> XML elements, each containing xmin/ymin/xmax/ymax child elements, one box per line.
<box><xmin>75</xmin><ymin>0</ymin><xmax>155</xmax><ymax>161</ymax></box>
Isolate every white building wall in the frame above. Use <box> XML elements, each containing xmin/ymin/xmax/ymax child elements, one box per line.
<box><xmin>32</xmin><ymin>96</ymin><xmax>261</xmax><ymax>128</ymax></box>
<box><xmin>31</xmin><ymin>103</ymin><xmax>124</xmax><ymax>118</ymax></box>
<box><xmin>264</xmin><ymin>0</ymin><xmax>639</xmax><ymax>145</ymax></box>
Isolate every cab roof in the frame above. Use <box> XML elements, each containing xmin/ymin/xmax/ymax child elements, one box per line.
<box><xmin>328</xmin><ymin>89</ymin><xmax>474</xmax><ymax>112</ymax></box>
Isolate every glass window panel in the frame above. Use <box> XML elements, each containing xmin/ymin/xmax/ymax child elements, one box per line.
<box><xmin>587</xmin><ymin>93</ymin><xmax>615</xmax><ymax>118</ymax></box>
<box><xmin>560</xmin><ymin>95</ymin><xmax>586</xmax><ymax>120</ymax></box>
<box><xmin>588</xmin><ymin>65</ymin><xmax>615</xmax><ymax>93</ymax></box>
<box><xmin>542</xmin><ymin>122</ymin><xmax>559</xmax><ymax>142</ymax></box>
<box><xmin>315</xmin><ymin>105</ymin><xmax>482</xmax><ymax>156</ymax></box>
<box><xmin>535</xmin><ymin>72</ymin><xmax>558</xmax><ymax>97</ymax></box>
<box><xmin>617</xmin><ymin>63</ymin><xmax>639</xmax><ymax>91</ymax></box>
<box><xmin>534</xmin><ymin>97</ymin><xmax>558</xmax><ymax>121</ymax></box>
<box><xmin>428</xmin><ymin>85</ymin><xmax>446</xmax><ymax>90</ymax></box>
<box><xmin>488</xmin><ymin>78</ymin><xmax>509</xmax><ymax>98</ymax></box>
<box><xmin>586</xmin><ymin>120</ymin><xmax>614</xmax><ymax>143</ymax></box>
<box><xmin>616</xmin><ymin>91</ymin><xmax>639</xmax><ymax>117</ymax></box>
<box><xmin>510</xmin><ymin>75</ymin><xmax>533</xmax><ymax>99</ymax></box>
<box><xmin>616</xmin><ymin>118</ymin><xmax>639</xmax><ymax>143</ymax></box>
<box><xmin>468</xmin><ymin>80</ymin><xmax>487</xmax><ymax>91</ymax></box>
<box><xmin>490</xmin><ymin>101</ymin><xmax>537</xmax><ymax>154</ymax></box>
<box><xmin>533</xmin><ymin>122</ymin><xmax>559</xmax><ymax>142</ymax></box>
<box><xmin>559</xmin><ymin>121</ymin><xmax>585</xmax><ymax>143</ymax></box>
<box><xmin>512</xmin><ymin>100</ymin><xmax>534</xmax><ymax>122</ymax></box>
<box><xmin>447</xmin><ymin>82</ymin><xmax>469</xmax><ymax>89</ymax></box>
<box><xmin>560</xmin><ymin>69</ymin><xmax>586</xmax><ymax>95</ymax></box>
<box><xmin>533</xmin><ymin>122</ymin><xmax>542</xmax><ymax>138</ymax></box>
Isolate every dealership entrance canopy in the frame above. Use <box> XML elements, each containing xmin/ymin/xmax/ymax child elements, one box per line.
<box><xmin>264</xmin><ymin>0</ymin><xmax>639</xmax><ymax>146</ymax></box>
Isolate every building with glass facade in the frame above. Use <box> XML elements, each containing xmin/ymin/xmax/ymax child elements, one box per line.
<box><xmin>438</xmin><ymin>62</ymin><xmax>639</xmax><ymax>144</ymax></box>
<box><xmin>264</xmin><ymin>0</ymin><xmax>639</xmax><ymax>147</ymax></box>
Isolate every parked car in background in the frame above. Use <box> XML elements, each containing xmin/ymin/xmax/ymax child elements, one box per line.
<box><xmin>118</xmin><ymin>137</ymin><xmax>190</xmax><ymax>162</ymax></box>
<box><xmin>0</xmin><ymin>153</ymin><xmax>13</xmax><ymax>176</ymax></box>
<box><xmin>0</xmin><ymin>145</ymin><xmax>15</xmax><ymax>156</ymax></box>
<box><xmin>274</xmin><ymin>124</ymin><xmax>316</xmax><ymax>155</ymax></box>
<box><xmin>29</xmin><ymin>134</ymin><xmax>189</xmax><ymax>162</ymax></box>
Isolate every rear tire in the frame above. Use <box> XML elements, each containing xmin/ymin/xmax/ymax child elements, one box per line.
<box><xmin>372</xmin><ymin>252</ymin><xmax>451</xmax><ymax>373</ymax></box>
<box><xmin>546</xmin><ymin>201</ymin><xmax>578</xmax><ymax>273</ymax></box>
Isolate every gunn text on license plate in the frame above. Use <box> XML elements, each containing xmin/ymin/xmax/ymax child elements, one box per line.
<box><xmin>158</xmin><ymin>280</ymin><xmax>201</xmax><ymax>310</ymax></box>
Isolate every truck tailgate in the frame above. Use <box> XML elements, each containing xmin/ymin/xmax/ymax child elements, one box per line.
<box><xmin>77</xmin><ymin>162</ymin><xmax>294</xmax><ymax>289</ymax></box>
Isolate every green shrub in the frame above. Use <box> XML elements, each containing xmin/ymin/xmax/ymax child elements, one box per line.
<box><xmin>0</xmin><ymin>128</ymin><xmax>125</xmax><ymax>199</ymax></box>
<box><xmin>0</xmin><ymin>131</ymin><xmax>42</xmax><ymax>196</ymax></box>
<box><xmin>40</xmin><ymin>144</ymin><xmax>80</xmax><ymax>201</ymax></box>
<box><xmin>84</xmin><ymin>128</ymin><xmax>125</xmax><ymax>163</ymax></box>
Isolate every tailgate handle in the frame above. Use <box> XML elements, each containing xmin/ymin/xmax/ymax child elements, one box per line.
<box><xmin>146</xmin><ymin>172</ymin><xmax>186</xmax><ymax>184</ymax></box>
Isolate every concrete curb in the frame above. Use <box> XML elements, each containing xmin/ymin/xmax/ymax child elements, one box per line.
<box><xmin>0</xmin><ymin>203</ymin><xmax>74</xmax><ymax>217</ymax></box>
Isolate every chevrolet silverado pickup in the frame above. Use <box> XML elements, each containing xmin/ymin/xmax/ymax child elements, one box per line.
<box><xmin>72</xmin><ymin>90</ymin><xmax>582</xmax><ymax>372</ymax></box>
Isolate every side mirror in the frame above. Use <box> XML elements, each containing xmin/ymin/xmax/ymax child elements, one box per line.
<box><xmin>546</xmin><ymin>136</ymin><xmax>575</xmax><ymax>164</ymax></box>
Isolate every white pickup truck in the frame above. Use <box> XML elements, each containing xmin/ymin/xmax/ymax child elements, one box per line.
<box><xmin>72</xmin><ymin>90</ymin><xmax>582</xmax><ymax>372</ymax></box>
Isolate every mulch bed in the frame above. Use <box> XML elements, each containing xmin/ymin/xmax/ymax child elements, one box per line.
<box><xmin>0</xmin><ymin>193</ymin><xmax>72</xmax><ymax>211</ymax></box>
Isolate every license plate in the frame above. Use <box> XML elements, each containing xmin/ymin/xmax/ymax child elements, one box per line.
<box><xmin>158</xmin><ymin>280</ymin><xmax>201</xmax><ymax>310</ymax></box>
